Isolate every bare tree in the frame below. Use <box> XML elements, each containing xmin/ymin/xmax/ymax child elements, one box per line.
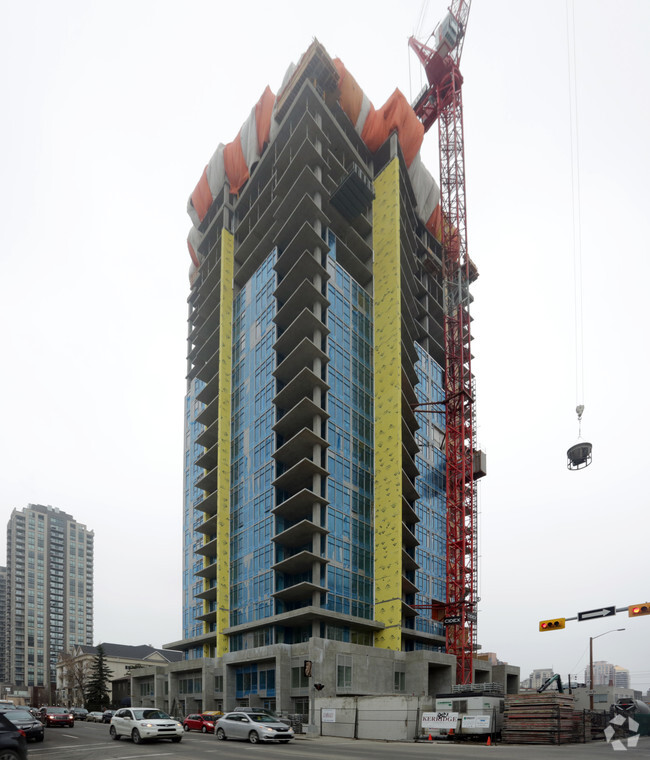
<box><xmin>58</xmin><ymin>652</ymin><xmax>90</xmax><ymax>707</ymax></box>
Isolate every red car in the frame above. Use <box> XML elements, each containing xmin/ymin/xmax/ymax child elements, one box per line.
<box><xmin>39</xmin><ymin>706</ymin><xmax>74</xmax><ymax>727</ymax></box>
<box><xmin>182</xmin><ymin>713</ymin><xmax>217</xmax><ymax>733</ymax></box>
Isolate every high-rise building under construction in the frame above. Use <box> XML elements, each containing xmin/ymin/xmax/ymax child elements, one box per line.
<box><xmin>173</xmin><ymin>41</ymin><xmax>488</xmax><ymax>711</ymax></box>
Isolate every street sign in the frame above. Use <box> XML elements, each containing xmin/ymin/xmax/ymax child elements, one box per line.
<box><xmin>444</xmin><ymin>614</ymin><xmax>476</xmax><ymax>624</ymax></box>
<box><xmin>577</xmin><ymin>606</ymin><xmax>616</xmax><ymax>622</ymax></box>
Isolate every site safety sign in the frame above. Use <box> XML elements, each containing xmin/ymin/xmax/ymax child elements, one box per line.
<box><xmin>421</xmin><ymin>711</ymin><xmax>459</xmax><ymax>730</ymax></box>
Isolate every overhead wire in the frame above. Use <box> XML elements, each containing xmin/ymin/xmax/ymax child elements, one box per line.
<box><xmin>410</xmin><ymin>0</ymin><xmax>430</xmax><ymax>104</ymax></box>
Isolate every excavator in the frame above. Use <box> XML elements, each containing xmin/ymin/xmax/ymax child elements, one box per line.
<box><xmin>537</xmin><ymin>674</ymin><xmax>564</xmax><ymax>694</ymax></box>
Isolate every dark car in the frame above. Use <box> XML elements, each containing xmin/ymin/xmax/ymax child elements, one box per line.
<box><xmin>183</xmin><ymin>713</ymin><xmax>217</xmax><ymax>733</ymax></box>
<box><xmin>39</xmin><ymin>706</ymin><xmax>74</xmax><ymax>727</ymax></box>
<box><xmin>71</xmin><ymin>707</ymin><xmax>88</xmax><ymax>721</ymax></box>
<box><xmin>0</xmin><ymin>712</ymin><xmax>28</xmax><ymax>759</ymax></box>
<box><xmin>102</xmin><ymin>710</ymin><xmax>115</xmax><ymax>724</ymax></box>
<box><xmin>0</xmin><ymin>708</ymin><xmax>44</xmax><ymax>742</ymax></box>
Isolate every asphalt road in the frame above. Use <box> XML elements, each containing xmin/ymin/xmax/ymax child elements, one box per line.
<box><xmin>26</xmin><ymin>720</ymin><xmax>650</xmax><ymax>760</ymax></box>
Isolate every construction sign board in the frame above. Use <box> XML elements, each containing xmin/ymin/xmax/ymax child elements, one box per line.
<box><xmin>421</xmin><ymin>711</ymin><xmax>459</xmax><ymax>730</ymax></box>
<box><xmin>462</xmin><ymin>715</ymin><xmax>491</xmax><ymax>729</ymax></box>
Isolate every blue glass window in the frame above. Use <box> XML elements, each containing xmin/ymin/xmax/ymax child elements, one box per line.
<box><xmin>324</xmin><ymin>253</ymin><xmax>374</xmax><ymax>621</ymax></box>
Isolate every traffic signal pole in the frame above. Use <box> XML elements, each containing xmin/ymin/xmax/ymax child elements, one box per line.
<box><xmin>539</xmin><ymin>602</ymin><xmax>649</xmax><ymax>630</ymax></box>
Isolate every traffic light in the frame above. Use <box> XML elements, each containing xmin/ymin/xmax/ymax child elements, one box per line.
<box><xmin>628</xmin><ymin>603</ymin><xmax>650</xmax><ymax>618</ymax></box>
<box><xmin>539</xmin><ymin>618</ymin><xmax>566</xmax><ymax>632</ymax></box>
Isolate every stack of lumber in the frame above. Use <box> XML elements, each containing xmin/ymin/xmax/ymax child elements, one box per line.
<box><xmin>503</xmin><ymin>693</ymin><xmax>577</xmax><ymax>744</ymax></box>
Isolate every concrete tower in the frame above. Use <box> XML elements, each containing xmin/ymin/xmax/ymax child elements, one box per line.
<box><xmin>5</xmin><ymin>504</ymin><xmax>94</xmax><ymax>698</ymax></box>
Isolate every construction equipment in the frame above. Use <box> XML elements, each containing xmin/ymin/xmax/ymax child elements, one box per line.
<box><xmin>409</xmin><ymin>1</ymin><xmax>476</xmax><ymax>685</ymax></box>
<box><xmin>537</xmin><ymin>674</ymin><xmax>565</xmax><ymax>694</ymax></box>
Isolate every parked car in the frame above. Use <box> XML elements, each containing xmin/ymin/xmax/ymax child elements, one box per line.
<box><xmin>102</xmin><ymin>710</ymin><xmax>115</xmax><ymax>724</ymax></box>
<box><xmin>0</xmin><ymin>712</ymin><xmax>28</xmax><ymax>760</ymax></box>
<box><xmin>183</xmin><ymin>713</ymin><xmax>217</xmax><ymax>733</ymax></box>
<box><xmin>215</xmin><ymin>712</ymin><xmax>294</xmax><ymax>744</ymax></box>
<box><xmin>71</xmin><ymin>707</ymin><xmax>88</xmax><ymax>721</ymax></box>
<box><xmin>233</xmin><ymin>706</ymin><xmax>290</xmax><ymax>725</ymax></box>
<box><xmin>86</xmin><ymin>711</ymin><xmax>104</xmax><ymax>722</ymax></box>
<box><xmin>109</xmin><ymin>708</ymin><xmax>183</xmax><ymax>744</ymax></box>
<box><xmin>38</xmin><ymin>706</ymin><xmax>74</xmax><ymax>727</ymax></box>
<box><xmin>0</xmin><ymin>708</ymin><xmax>44</xmax><ymax>742</ymax></box>
<box><xmin>202</xmin><ymin>710</ymin><xmax>223</xmax><ymax>721</ymax></box>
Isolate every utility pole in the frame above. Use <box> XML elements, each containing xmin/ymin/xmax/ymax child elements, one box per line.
<box><xmin>589</xmin><ymin>628</ymin><xmax>625</xmax><ymax>710</ymax></box>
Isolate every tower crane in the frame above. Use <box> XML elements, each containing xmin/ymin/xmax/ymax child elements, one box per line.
<box><xmin>409</xmin><ymin>1</ymin><xmax>478</xmax><ymax>686</ymax></box>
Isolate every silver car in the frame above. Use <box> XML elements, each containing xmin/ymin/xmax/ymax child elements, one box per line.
<box><xmin>215</xmin><ymin>712</ymin><xmax>294</xmax><ymax>744</ymax></box>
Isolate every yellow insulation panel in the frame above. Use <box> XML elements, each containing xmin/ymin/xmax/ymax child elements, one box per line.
<box><xmin>372</xmin><ymin>157</ymin><xmax>403</xmax><ymax>651</ymax></box>
<box><xmin>216</xmin><ymin>229</ymin><xmax>234</xmax><ymax>657</ymax></box>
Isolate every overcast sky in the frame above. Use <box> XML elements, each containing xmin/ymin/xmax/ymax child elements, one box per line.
<box><xmin>1</xmin><ymin>0</ymin><xmax>649</xmax><ymax>692</ymax></box>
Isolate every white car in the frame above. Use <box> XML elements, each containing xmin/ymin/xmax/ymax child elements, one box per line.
<box><xmin>215</xmin><ymin>711</ymin><xmax>294</xmax><ymax>743</ymax></box>
<box><xmin>109</xmin><ymin>708</ymin><xmax>183</xmax><ymax>744</ymax></box>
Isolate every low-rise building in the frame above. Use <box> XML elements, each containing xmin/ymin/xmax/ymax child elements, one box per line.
<box><xmin>127</xmin><ymin>638</ymin><xmax>519</xmax><ymax>720</ymax></box>
<box><xmin>571</xmin><ymin>685</ymin><xmax>636</xmax><ymax>712</ymax></box>
<box><xmin>56</xmin><ymin>643</ymin><xmax>184</xmax><ymax>707</ymax></box>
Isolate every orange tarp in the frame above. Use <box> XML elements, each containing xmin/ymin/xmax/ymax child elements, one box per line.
<box><xmin>223</xmin><ymin>133</ymin><xmax>249</xmax><ymax>197</ymax></box>
<box><xmin>191</xmin><ymin>167</ymin><xmax>212</xmax><ymax>223</ymax></box>
<box><xmin>333</xmin><ymin>58</ymin><xmax>364</xmax><ymax>127</ymax></box>
<box><xmin>361</xmin><ymin>89</ymin><xmax>424</xmax><ymax>168</ymax></box>
<box><xmin>255</xmin><ymin>85</ymin><xmax>275</xmax><ymax>155</ymax></box>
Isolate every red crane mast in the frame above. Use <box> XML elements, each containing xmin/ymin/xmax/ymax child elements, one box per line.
<box><xmin>409</xmin><ymin>1</ymin><xmax>477</xmax><ymax>686</ymax></box>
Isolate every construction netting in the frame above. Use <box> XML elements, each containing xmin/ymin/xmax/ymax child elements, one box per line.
<box><xmin>186</xmin><ymin>39</ymin><xmax>443</xmax><ymax>280</ymax></box>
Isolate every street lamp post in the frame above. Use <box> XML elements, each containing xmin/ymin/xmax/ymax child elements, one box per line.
<box><xmin>589</xmin><ymin>628</ymin><xmax>625</xmax><ymax>710</ymax></box>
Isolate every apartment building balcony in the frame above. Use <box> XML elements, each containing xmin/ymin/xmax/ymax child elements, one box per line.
<box><xmin>274</xmin><ymin>367</ymin><xmax>329</xmax><ymax>411</ymax></box>
<box><xmin>194</xmin><ymin>491</ymin><xmax>218</xmax><ymax>520</ymax></box>
<box><xmin>196</xmin><ymin>418</ymin><xmax>219</xmax><ymax>449</ymax></box>
<box><xmin>273</xmin><ymin>489</ymin><xmax>327</xmax><ymax>522</ymax></box>
<box><xmin>195</xmin><ymin>559</ymin><xmax>217</xmax><ymax>580</ymax></box>
<box><xmin>195</xmin><ymin>465</ymin><xmax>219</xmax><ymax>493</ymax></box>
<box><xmin>273</xmin><ymin>427</ymin><xmax>328</xmax><ymax>471</ymax></box>
<box><xmin>195</xmin><ymin>582</ymin><xmax>218</xmax><ymax>602</ymax></box>
<box><xmin>272</xmin><ymin>458</ymin><xmax>328</xmax><ymax>493</ymax></box>
<box><xmin>272</xmin><ymin>549</ymin><xmax>328</xmax><ymax>576</ymax></box>
<box><xmin>196</xmin><ymin>537</ymin><xmax>217</xmax><ymax>557</ymax></box>
<box><xmin>273</xmin><ymin>519</ymin><xmax>328</xmax><ymax>549</ymax></box>
<box><xmin>274</xmin><ymin>397</ymin><xmax>328</xmax><ymax>439</ymax></box>
<box><xmin>272</xmin><ymin>580</ymin><xmax>327</xmax><ymax>603</ymax></box>
<box><xmin>273</xmin><ymin>337</ymin><xmax>328</xmax><ymax>385</ymax></box>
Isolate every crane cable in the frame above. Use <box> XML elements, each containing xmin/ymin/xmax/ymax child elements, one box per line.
<box><xmin>409</xmin><ymin>0</ymin><xmax>431</xmax><ymax>105</ymax></box>
<box><xmin>566</xmin><ymin>0</ymin><xmax>586</xmax><ymax>438</ymax></box>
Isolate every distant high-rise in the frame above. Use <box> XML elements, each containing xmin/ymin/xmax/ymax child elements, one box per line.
<box><xmin>614</xmin><ymin>666</ymin><xmax>630</xmax><ymax>689</ymax></box>
<box><xmin>586</xmin><ymin>660</ymin><xmax>615</xmax><ymax>687</ymax></box>
<box><xmin>0</xmin><ymin>566</ymin><xmax>6</xmax><ymax>683</ymax></box>
<box><xmin>5</xmin><ymin>504</ymin><xmax>93</xmax><ymax>692</ymax></box>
